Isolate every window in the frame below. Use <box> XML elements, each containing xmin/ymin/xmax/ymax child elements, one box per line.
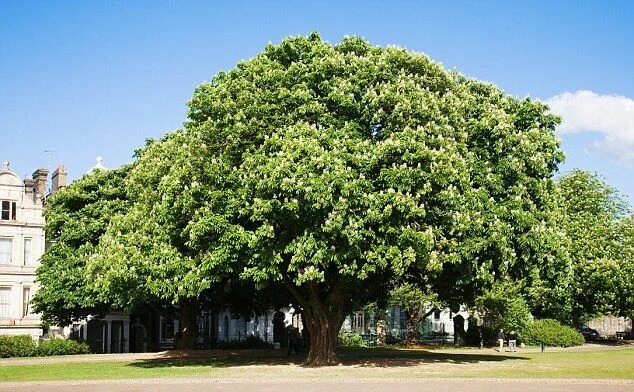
<box><xmin>0</xmin><ymin>287</ymin><xmax>11</xmax><ymax>317</ymax></box>
<box><xmin>352</xmin><ymin>311</ymin><xmax>365</xmax><ymax>332</ymax></box>
<box><xmin>236</xmin><ymin>317</ymin><xmax>247</xmax><ymax>338</ymax></box>
<box><xmin>0</xmin><ymin>238</ymin><xmax>12</xmax><ymax>264</ymax></box>
<box><xmin>223</xmin><ymin>315</ymin><xmax>229</xmax><ymax>340</ymax></box>
<box><xmin>22</xmin><ymin>287</ymin><xmax>31</xmax><ymax>318</ymax></box>
<box><xmin>1</xmin><ymin>201</ymin><xmax>17</xmax><ymax>221</ymax></box>
<box><xmin>160</xmin><ymin>316</ymin><xmax>175</xmax><ymax>341</ymax></box>
<box><xmin>23</xmin><ymin>238</ymin><xmax>32</xmax><ymax>265</ymax></box>
<box><xmin>434</xmin><ymin>309</ymin><xmax>441</xmax><ymax>320</ymax></box>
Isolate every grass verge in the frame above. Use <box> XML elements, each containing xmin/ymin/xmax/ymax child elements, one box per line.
<box><xmin>0</xmin><ymin>346</ymin><xmax>632</xmax><ymax>382</ymax></box>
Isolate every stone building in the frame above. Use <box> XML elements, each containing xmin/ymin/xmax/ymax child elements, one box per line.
<box><xmin>587</xmin><ymin>315</ymin><xmax>632</xmax><ymax>338</ymax></box>
<box><xmin>0</xmin><ymin>161</ymin><xmax>66</xmax><ymax>339</ymax></box>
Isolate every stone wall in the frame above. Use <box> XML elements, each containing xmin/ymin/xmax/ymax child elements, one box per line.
<box><xmin>587</xmin><ymin>316</ymin><xmax>632</xmax><ymax>337</ymax></box>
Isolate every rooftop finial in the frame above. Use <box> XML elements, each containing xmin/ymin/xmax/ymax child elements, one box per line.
<box><xmin>2</xmin><ymin>160</ymin><xmax>8</xmax><ymax>170</ymax></box>
<box><xmin>89</xmin><ymin>156</ymin><xmax>107</xmax><ymax>173</ymax></box>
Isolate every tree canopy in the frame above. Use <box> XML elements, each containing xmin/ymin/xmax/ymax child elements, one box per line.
<box><xmin>87</xmin><ymin>33</ymin><xmax>567</xmax><ymax>365</ymax></box>
<box><xmin>558</xmin><ymin>169</ymin><xmax>634</xmax><ymax>322</ymax></box>
<box><xmin>32</xmin><ymin>166</ymin><xmax>131</xmax><ymax>325</ymax></box>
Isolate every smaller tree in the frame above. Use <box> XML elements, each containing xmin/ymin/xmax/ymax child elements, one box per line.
<box><xmin>389</xmin><ymin>284</ymin><xmax>440</xmax><ymax>343</ymax></box>
<box><xmin>475</xmin><ymin>283</ymin><xmax>532</xmax><ymax>336</ymax></box>
<box><xmin>558</xmin><ymin>170</ymin><xmax>633</xmax><ymax>324</ymax></box>
<box><xmin>32</xmin><ymin>166</ymin><xmax>131</xmax><ymax>326</ymax></box>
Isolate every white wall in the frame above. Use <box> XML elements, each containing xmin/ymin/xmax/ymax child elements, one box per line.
<box><xmin>0</xmin><ymin>167</ymin><xmax>45</xmax><ymax>339</ymax></box>
<box><xmin>216</xmin><ymin>307</ymin><xmax>296</xmax><ymax>342</ymax></box>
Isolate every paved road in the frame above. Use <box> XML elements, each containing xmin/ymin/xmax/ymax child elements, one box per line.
<box><xmin>1</xmin><ymin>378</ymin><xmax>633</xmax><ymax>392</ymax></box>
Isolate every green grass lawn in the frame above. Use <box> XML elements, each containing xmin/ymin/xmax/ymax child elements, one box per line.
<box><xmin>1</xmin><ymin>346</ymin><xmax>632</xmax><ymax>382</ymax></box>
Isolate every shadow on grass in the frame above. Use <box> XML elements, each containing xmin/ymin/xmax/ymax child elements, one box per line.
<box><xmin>127</xmin><ymin>347</ymin><xmax>528</xmax><ymax>369</ymax></box>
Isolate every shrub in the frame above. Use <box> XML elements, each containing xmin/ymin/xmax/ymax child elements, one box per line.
<box><xmin>0</xmin><ymin>335</ymin><xmax>38</xmax><ymax>358</ymax></box>
<box><xmin>0</xmin><ymin>336</ymin><xmax>91</xmax><ymax>358</ymax></box>
<box><xmin>476</xmin><ymin>284</ymin><xmax>532</xmax><ymax>335</ymax></box>
<box><xmin>217</xmin><ymin>335</ymin><xmax>273</xmax><ymax>349</ymax></box>
<box><xmin>523</xmin><ymin>319</ymin><xmax>584</xmax><ymax>347</ymax></box>
<box><xmin>37</xmin><ymin>339</ymin><xmax>90</xmax><ymax>356</ymax></box>
<box><xmin>338</xmin><ymin>332</ymin><xmax>367</xmax><ymax>347</ymax></box>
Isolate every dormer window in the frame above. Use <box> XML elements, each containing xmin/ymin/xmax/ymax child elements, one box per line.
<box><xmin>1</xmin><ymin>201</ymin><xmax>17</xmax><ymax>221</ymax></box>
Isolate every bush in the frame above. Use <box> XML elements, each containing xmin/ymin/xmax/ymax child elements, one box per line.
<box><xmin>523</xmin><ymin>319</ymin><xmax>585</xmax><ymax>347</ymax></box>
<box><xmin>338</xmin><ymin>332</ymin><xmax>367</xmax><ymax>347</ymax></box>
<box><xmin>476</xmin><ymin>284</ymin><xmax>532</xmax><ymax>335</ymax></box>
<box><xmin>37</xmin><ymin>339</ymin><xmax>90</xmax><ymax>356</ymax></box>
<box><xmin>0</xmin><ymin>336</ymin><xmax>90</xmax><ymax>358</ymax></box>
<box><xmin>0</xmin><ymin>335</ymin><xmax>38</xmax><ymax>358</ymax></box>
<box><xmin>217</xmin><ymin>335</ymin><xmax>273</xmax><ymax>349</ymax></box>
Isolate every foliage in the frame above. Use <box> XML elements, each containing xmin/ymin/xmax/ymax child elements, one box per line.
<box><xmin>216</xmin><ymin>335</ymin><xmax>273</xmax><ymax>349</ymax></box>
<box><xmin>476</xmin><ymin>283</ymin><xmax>533</xmax><ymax>335</ymax></box>
<box><xmin>338</xmin><ymin>332</ymin><xmax>367</xmax><ymax>347</ymax></box>
<box><xmin>32</xmin><ymin>166</ymin><xmax>132</xmax><ymax>325</ymax></box>
<box><xmin>2</xmin><ymin>347</ymin><xmax>634</xmax><ymax>382</ymax></box>
<box><xmin>389</xmin><ymin>283</ymin><xmax>441</xmax><ymax>342</ymax></box>
<box><xmin>0</xmin><ymin>336</ymin><xmax>89</xmax><ymax>358</ymax></box>
<box><xmin>0</xmin><ymin>335</ymin><xmax>38</xmax><ymax>358</ymax></box>
<box><xmin>558</xmin><ymin>170</ymin><xmax>634</xmax><ymax>323</ymax></box>
<box><xmin>37</xmin><ymin>339</ymin><xmax>90</xmax><ymax>356</ymax></box>
<box><xmin>89</xmin><ymin>33</ymin><xmax>565</xmax><ymax>365</ymax></box>
<box><xmin>522</xmin><ymin>319</ymin><xmax>584</xmax><ymax>347</ymax></box>
<box><xmin>389</xmin><ymin>284</ymin><xmax>439</xmax><ymax>315</ymax></box>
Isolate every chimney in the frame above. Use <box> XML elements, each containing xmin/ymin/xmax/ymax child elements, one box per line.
<box><xmin>51</xmin><ymin>165</ymin><xmax>67</xmax><ymax>196</ymax></box>
<box><xmin>32</xmin><ymin>168</ymin><xmax>49</xmax><ymax>201</ymax></box>
<box><xmin>23</xmin><ymin>178</ymin><xmax>34</xmax><ymax>194</ymax></box>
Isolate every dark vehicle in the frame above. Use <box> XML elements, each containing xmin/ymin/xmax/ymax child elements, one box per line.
<box><xmin>579</xmin><ymin>325</ymin><xmax>600</xmax><ymax>341</ymax></box>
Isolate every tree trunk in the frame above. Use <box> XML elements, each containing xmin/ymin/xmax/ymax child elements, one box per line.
<box><xmin>176</xmin><ymin>300</ymin><xmax>199</xmax><ymax>350</ymax></box>
<box><xmin>405</xmin><ymin>311</ymin><xmax>419</xmax><ymax>344</ymax></box>
<box><xmin>282</xmin><ymin>277</ymin><xmax>346</xmax><ymax>366</ymax></box>
<box><xmin>303</xmin><ymin>308</ymin><xmax>344</xmax><ymax>366</ymax></box>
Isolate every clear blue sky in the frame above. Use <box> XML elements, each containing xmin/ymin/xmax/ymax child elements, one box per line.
<box><xmin>1</xmin><ymin>1</ymin><xmax>633</xmax><ymax>201</ymax></box>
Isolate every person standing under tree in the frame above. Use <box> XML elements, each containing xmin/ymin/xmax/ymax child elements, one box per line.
<box><xmin>508</xmin><ymin>330</ymin><xmax>518</xmax><ymax>352</ymax></box>
<box><xmin>286</xmin><ymin>325</ymin><xmax>299</xmax><ymax>355</ymax></box>
<box><xmin>497</xmin><ymin>329</ymin><xmax>505</xmax><ymax>352</ymax></box>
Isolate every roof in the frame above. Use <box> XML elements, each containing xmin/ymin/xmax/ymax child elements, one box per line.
<box><xmin>0</xmin><ymin>160</ymin><xmax>22</xmax><ymax>186</ymax></box>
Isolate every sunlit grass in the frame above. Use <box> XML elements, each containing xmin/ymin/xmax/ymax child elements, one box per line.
<box><xmin>0</xmin><ymin>346</ymin><xmax>632</xmax><ymax>382</ymax></box>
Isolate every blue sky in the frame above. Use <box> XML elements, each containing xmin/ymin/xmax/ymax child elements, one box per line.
<box><xmin>1</xmin><ymin>1</ymin><xmax>633</xmax><ymax>201</ymax></box>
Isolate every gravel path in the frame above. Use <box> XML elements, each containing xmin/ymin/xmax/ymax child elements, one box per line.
<box><xmin>1</xmin><ymin>378</ymin><xmax>632</xmax><ymax>392</ymax></box>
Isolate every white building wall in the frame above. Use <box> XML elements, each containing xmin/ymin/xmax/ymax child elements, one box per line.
<box><xmin>216</xmin><ymin>307</ymin><xmax>296</xmax><ymax>342</ymax></box>
<box><xmin>0</xmin><ymin>163</ymin><xmax>46</xmax><ymax>340</ymax></box>
<box><xmin>425</xmin><ymin>306</ymin><xmax>469</xmax><ymax>335</ymax></box>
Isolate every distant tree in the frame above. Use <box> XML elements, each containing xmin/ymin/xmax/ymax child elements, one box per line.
<box><xmin>475</xmin><ymin>282</ymin><xmax>532</xmax><ymax>335</ymax></box>
<box><xmin>32</xmin><ymin>166</ymin><xmax>131</xmax><ymax>325</ymax></box>
<box><xmin>619</xmin><ymin>214</ymin><xmax>634</xmax><ymax>318</ymax></box>
<box><xmin>558</xmin><ymin>170</ymin><xmax>634</xmax><ymax>323</ymax></box>
<box><xmin>388</xmin><ymin>284</ymin><xmax>441</xmax><ymax>343</ymax></box>
<box><xmin>91</xmin><ymin>33</ymin><xmax>565</xmax><ymax>365</ymax></box>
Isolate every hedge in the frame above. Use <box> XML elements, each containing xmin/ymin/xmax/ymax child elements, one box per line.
<box><xmin>37</xmin><ymin>338</ymin><xmax>90</xmax><ymax>356</ymax></box>
<box><xmin>338</xmin><ymin>332</ymin><xmax>367</xmax><ymax>347</ymax></box>
<box><xmin>0</xmin><ymin>335</ymin><xmax>38</xmax><ymax>357</ymax></box>
<box><xmin>522</xmin><ymin>319</ymin><xmax>585</xmax><ymax>347</ymax></box>
<box><xmin>0</xmin><ymin>335</ymin><xmax>90</xmax><ymax>358</ymax></box>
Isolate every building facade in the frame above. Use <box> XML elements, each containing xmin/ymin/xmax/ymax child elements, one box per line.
<box><xmin>342</xmin><ymin>306</ymin><xmax>469</xmax><ymax>344</ymax></box>
<box><xmin>0</xmin><ymin>161</ymin><xmax>49</xmax><ymax>339</ymax></box>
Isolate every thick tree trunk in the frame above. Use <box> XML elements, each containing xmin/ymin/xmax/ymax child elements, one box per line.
<box><xmin>303</xmin><ymin>308</ymin><xmax>344</xmax><ymax>366</ymax></box>
<box><xmin>176</xmin><ymin>300</ymin><xmax>199</xmax><ymax>350</ymax></box>
<box><xmin>405</xmin><ymin>311</ymin><xmax>419</xmax><ymax>344</ymax></box>
<box><xmin>282</xmin><ymin>277</ymin><xmax>346</xmax><ymax>366</ymax></box>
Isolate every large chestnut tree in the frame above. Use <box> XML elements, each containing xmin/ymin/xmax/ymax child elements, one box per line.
<box><xmin>91</xmin><ymin>33</ymin><xmax>567</xmax><ymax>365</ymax></box>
